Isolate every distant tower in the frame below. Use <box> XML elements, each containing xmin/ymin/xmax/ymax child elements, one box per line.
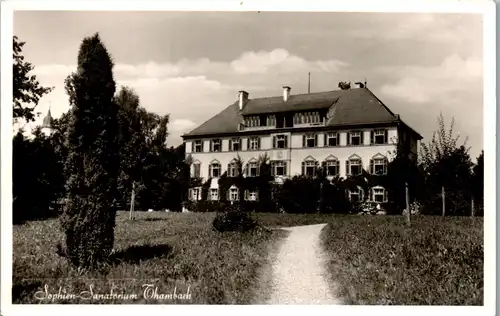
<box><xmin>41</xmin><ymin>105</ymin><xmax>54</xmax><ymax>137</ymax></box>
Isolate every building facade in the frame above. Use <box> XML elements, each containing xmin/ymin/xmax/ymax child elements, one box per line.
<box><xmin>182</xmin><ymin>85</ymin><xmax>422</xmax><ymax>203</ymax></box>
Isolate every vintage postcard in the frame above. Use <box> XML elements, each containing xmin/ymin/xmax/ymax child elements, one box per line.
<box><xmin>1</xmin><ymin>0</ymin><xmax>496</xmax><ymax>315</ymax></box>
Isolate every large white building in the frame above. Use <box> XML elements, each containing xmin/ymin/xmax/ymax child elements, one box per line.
<box><xmin>182</xmin><ymin>85</ymin><xmax>421</xmax><ymax>203</ymax></box>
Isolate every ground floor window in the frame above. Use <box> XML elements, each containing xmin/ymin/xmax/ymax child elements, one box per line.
<box><xmin>348</xmin><ymin>187</ymin><xmax>364</xmax><ymax>202</ymax></box>
<box><xmin>245</xmin><ymin>190</ymin><xmax>259</xmax><ymax>201</ymax></box>
<box><xmin>371</xmin><ymin>187</ymin><xmax>388</xmax><ymax>203</ymax></box>
<box><xmin>189</xmin><ymin>187</ymin><xmax>201</xmax><ymax>201</ymax></box>
<box><xmin>210</xmin><ymin>188</ymin><xmax>219</xmax><ymax>201</ymax></box>
<box><xmin>228</xmin><ymin>188</ymin><xmax>239</xmax><ymax>201</ymax></box>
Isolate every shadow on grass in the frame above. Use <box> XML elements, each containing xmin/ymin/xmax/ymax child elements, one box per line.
<box><xmin>110</xmin><ymin>244</ymin><xmax>173</xmax><ymax>265</ymax></box>
<box><xmin>138</xmin><ymin>218</ymin><xmax>169</xmax><ymax>222</ymax></box>
<box><xmin>12</xmin><ymin>279</ymin><xmax>42</xmax><ymax>303</ymax></box>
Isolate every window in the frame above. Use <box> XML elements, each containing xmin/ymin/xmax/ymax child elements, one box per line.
<box><xmin>210</xmin><ymin>188</ymin><xmax>219</xmax><ymax>201</ymax></box>
<box><xmin>294</xmin><ymin>112</ymin><xmax>321</xmax><ymax>125</ymax></box>
<box><xmin>227</xmin><ymin>162</ymin><xmax>239</xmax><ymax>177</ymax></box>
<box><xmin>326</xmin><ymin>133</ymin><xmax>339</xmax><ymax>147</ymax></box>
<box><xmin>348</xmin><ymin>131</ymin><xmax>363</xmax><ymax>146</ymax></box>
<box><xmin>303</xmin><ymin>134</ymin><xmax>317</xmax><ymax>148</ymax></box>
<box><xmin>189</xmin><ymin>188</ymin><xmax>201</xmax><ymax>201</ymax></box>
<box><xmin>371</xmin><ymin>157</ymin><xmax>388</xmax><ymax>175</ymax></box>
<box><xmin>245</xmin><ymin>190</ymin><xmax>258</xmax><ymax>201</ymax></box>
<box><xmin>324</xmin><ymin>159</ymin><xmax>340</xmax><ymax>177</ymax></box>
<box><xmin>228</xmin><ymin>188</ymin><xmax>239</xmax><ymax>201</ymax></box>
<box><xmin>209</xmin><ymin>162</ymin><xmax>221</xmax><ymax>178</ymax></box>
<box><xmin>248</xmin><ymin>137</ymin><xmax>260</xmax><ymax>150</ymax></box>
<box><xmin>271</xmin><ymin>161</ymin><xmax>287</xmax><ymax>176</ymax></box>
<box><xmin>211</xmin><ymin>139</ymin><xmax>221</xmax><ymax>152</ymax></box>
<box><xmin>349</xmin><ymin>187</ymin><xmax>364</xmax><ymax>202</ymax></box>
<box><xmin>346</xmin><ymin>157</ymin><xmax>362</xmax><ymax>176</ymax></box>
<box><xmin>193</xmin><ymin>163</ymin><xmax>201</xmax><ymax>178</ymax></box>
<box><xmin>302</xmin><ymin>160</ymin><xmax>317</xmax><ymax>177</ymax></box>
<box><xmin>371</xmin><ymin>129</ymin><xmax>388</xmax><ymax>145</ymax></box>
<box><xmin>229</xmin><ymin>138</ymin><xmax>240</xmax><ymax>151</ymax></box>
<box><xmin>193</xmin><ymin>140</ymin><xmax>203</xmax><ymax>152</ymax></box>
<box><xmin>247</xmin><ymin>161</ymin><xmax>259</xmax><ymax>177</ymax></box>
<box><xmin>372</xmin><ymin>187</ymin><xmax>387</xmax><ymax>203</ymax></box>
<box><xmin>273</xmin><ymin>134</ymin><xmax>288</xmax><ymax>149</ymax></box>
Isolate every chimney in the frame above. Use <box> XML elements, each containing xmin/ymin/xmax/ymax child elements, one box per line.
<box><xmin>238</xmin><ymin>90</ymin><xmax>248</xmax><ymax>110</ymax></box>
<box><xmin>283</xmin><ymin>86</ymin><xmax>291</xmax><ymax>102</ymax></box>
<box><xmin>355</xmin><ymin>82</ymin><xmax>365</xmax><ymax>88</ymax></box>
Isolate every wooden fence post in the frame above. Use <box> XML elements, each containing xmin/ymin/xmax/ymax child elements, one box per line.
<box><xmin>405</xmin><ymin>182</ymin><xmax>411</xmax><ymax>226</ymax></box>
<box><xmin>441</xmin><ymin>186</ymin><xmax>445</xmax><ymax>217</ymax></box>
<box><xmin>471</xmin><ymin>196</ymin><xmax>475</xmax><ymax>217</ymax></box>
<box><xmin>129</xmin><ymin>181</ymin><xmax>135</xmax><ymax>220</ymax></box>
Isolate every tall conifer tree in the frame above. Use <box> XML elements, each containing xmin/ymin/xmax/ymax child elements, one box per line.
<box><xmin>60</xmin><ymin>33</ymin><xmax>119</xmax><ymax>267</ymax></box>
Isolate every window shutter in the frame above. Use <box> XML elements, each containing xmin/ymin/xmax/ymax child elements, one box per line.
<box><xmin>370</xmin><ymin>131</ymin><xmax>374</xmax><ymax>145</ymax></box>
<box><xmin>273</xmin><ymin>136</ymin><xmax>277</xmax><ymax>148</ymax></box>
<box><xmin>257</xmin><ymin>137</ymin><xmax>261</xmax><ymax>149</ymax></box>
<box><xmin>228</xmin><ymin>139</ymin><xmax>232</xmax><ymax>151</ymax></box>
<box><xmin>346</xmin><ymin>160</ymin><xmax>350</xmax><ymax>176</ymax></box>
<box><xmin>209</xmin><ymin>165</ymin><xmax>212</xmax><ymax>177</ymax></box>
<box><xmin>301</xmin><ymin>162</ymin><xmax>305</xmax><ymax>175</ymax></box>
<box><xmin>384</xmin><ymin>189</ymin><xmax>388</xmax><ymax>202</ymax></box>
<box><xmin>347</xmin><ymin>133</ymin><xmax>351</xmax><ymax>145</ymax></box>
<box><xmin>360</xmin><ymin>131</ymin><xmax>364</xmax><ymax>145</ymax></box>
<box><xmin>314</xmin><ymin>134</ymin><xmax>318</xmax><ymax>147</ymax></box>
<box><xmin>370</xmin><ymin>159</ymin><xmax>374</xmax><ymax>174</ymax></box>
<box><xmin>302</xmin><ymin>135</ymin><xmax>306</xmax><ymax>147</ymax></box>
<box><xmin>246</xmin><ymin>138</ymin><xmax>250</xmax><ymax>150</ymax></box>
<box><xmin>285</xmin><ymin>136</ymin><xmax>288</xmax><ymax>148</ymax></box>
<box><xmin>384</xmin><ymin>130</ymin><xmax>388</xmax><ymax>144</ymax></box>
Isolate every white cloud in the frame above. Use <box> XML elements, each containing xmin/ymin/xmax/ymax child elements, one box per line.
<box><xmin>169</xmin><ymin>119</ymin><xmax>197</xmax><ymax>134</ymax></box>
<box><xmin>379</xmin><ymin>54</ymin><xmax>482</xmax><ymax>104</ymax></box>
<box><xmin>28</xmin><ymin>48</ymin><xmax>349</xmax><ymax>147</ymax></box>
<box><xmin>230</xmin><ymin>49</ymin><xmax>348</xmax><ymax>74</ymax></box>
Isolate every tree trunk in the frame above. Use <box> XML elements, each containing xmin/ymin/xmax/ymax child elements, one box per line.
<box><xmin>442</xmin><ymin>186</ymin><xmax>445</xmax><ymax>217</ymax></box>
<box><xmin>129</xmin><ymin>181</ymin><xmax>135</xmax><ymax>220</ymax></box>
<box><xmin>405</xmin><ymin>182</ymin><xmax>410</xmax><ymax>226</ymax></box>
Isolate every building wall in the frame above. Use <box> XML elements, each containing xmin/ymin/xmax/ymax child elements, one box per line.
<box><xmin>186</xmin><ymin>127</ymin><xmax>403</xmax><ymax>183</ymax></box>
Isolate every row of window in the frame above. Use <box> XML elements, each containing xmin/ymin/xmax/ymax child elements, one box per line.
<box><xmin>191</xmin><ymin>129</ymin><xmax>390</xmax><ymax>152</ymax></box>
<box><xmin>189</xmin><ymin>188</ymin><xmax>258</xmax><ymax>202</ymax></box>
<box><xmin>189</xmin><ymin>186</ymin><xmax>388</xmax><ymax>203</ymax></box>
<box><xmin>192</xmin><ymin>154</ymin><xmax>389</xmax><ymax>178</ymax></box>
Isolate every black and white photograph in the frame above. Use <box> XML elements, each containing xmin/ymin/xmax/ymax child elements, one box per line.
<box><xmin>1</xmin><ymin>0</ymin><xmax>496</xmax><ymax>314</ymax></box>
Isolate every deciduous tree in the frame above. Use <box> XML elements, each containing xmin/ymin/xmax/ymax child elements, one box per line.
<box><xmin>13</xmin><ymin>36</ymin><xmax>53</xmax><ymax>123</ymax></box>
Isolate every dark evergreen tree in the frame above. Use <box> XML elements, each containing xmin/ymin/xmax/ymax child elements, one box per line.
<box><xmin>60</xmin><ymin>33</ymin><xmax>120</xmax><ymax>268</ymax></box>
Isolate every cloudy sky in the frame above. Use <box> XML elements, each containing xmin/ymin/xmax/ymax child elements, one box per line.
<box><xmin>14</xmin><ymin>11</ymin><xmax>483</xmax><ymax>159</ymax></box>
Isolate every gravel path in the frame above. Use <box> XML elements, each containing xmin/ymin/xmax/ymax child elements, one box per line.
<box><xmin>266</xmin><ymin>224</ymin><xmax>341</xmax><ymax>305</ymax></box>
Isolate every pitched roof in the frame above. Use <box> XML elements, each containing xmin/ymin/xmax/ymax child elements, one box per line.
<box><xmin>183</xmin><ymin>87</ymin><xmax>421</xmax><ymax>138</ymax></box>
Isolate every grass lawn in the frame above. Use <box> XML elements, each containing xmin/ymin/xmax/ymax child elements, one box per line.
<box><xmin>320</xmin><ymin>215</ymin><xmax>483</xmax><ymax>305</ymax></box>
<box><xmin>13</xmin><ymin>211</ymin><xmax>289</xmax><ymax>304</ymax></box>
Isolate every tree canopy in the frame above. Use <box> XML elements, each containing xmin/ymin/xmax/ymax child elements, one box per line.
<box><xmin>13</xmin><ymin>36</ymin><xmax>53</xmax><ymax>123</ymax></box>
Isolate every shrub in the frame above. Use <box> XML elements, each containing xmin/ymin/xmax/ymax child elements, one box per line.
<box><xmin>212</xmin><ymin>208</ymin><xmax>257</xmax><ymax>232</ymax></box>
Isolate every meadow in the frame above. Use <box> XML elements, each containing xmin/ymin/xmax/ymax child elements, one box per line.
<box><xmin>12</xmin><ymin>211</ymin><xmax>291</xmax><ymax>304</ymax></box>
<box><xmin>12</xmin><ymin>211</ymin><xmax>483</xmax><ymax>305</ymax></box>
<box><xmin>320</xmin><ymin>215</ymin><xmax>484</xmax><ymax>305</ymax></box>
